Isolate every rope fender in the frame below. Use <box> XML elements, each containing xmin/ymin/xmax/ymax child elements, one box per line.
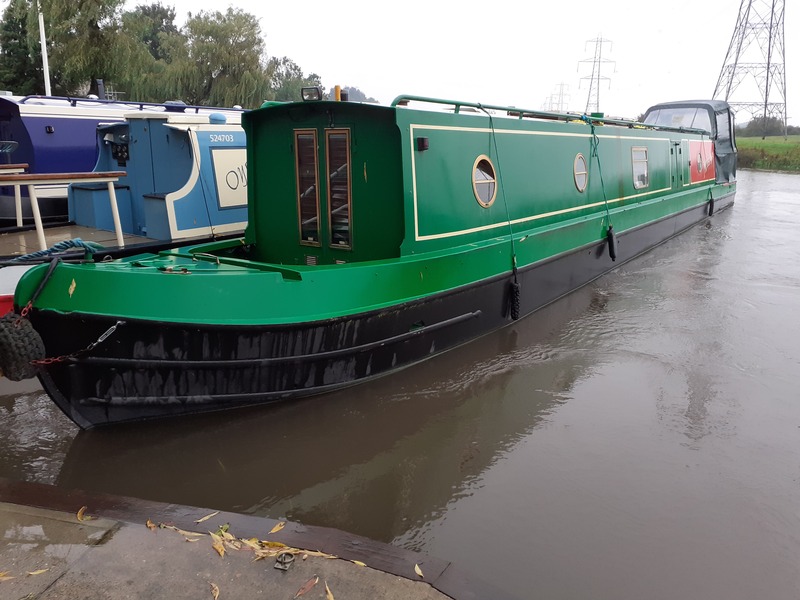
<box><xmin>0</xmin><ymin>314</ymin><xmax>44</xmax><ymax>380</ymax></box>
<box><xmin>0</xmin><ymin>257</ymin><xmax>60</xmax><ymax>380</ymax></box>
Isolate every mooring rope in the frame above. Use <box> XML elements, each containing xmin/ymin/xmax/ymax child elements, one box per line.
<box><xmin>581</xmin><ymin>115</ymin><xmax>618</xmax><ymax>261</ymax></box>
<box><xmin>582</xmin><ymin>115</ymin><xmax>613</xmax><ymax>227</ymax></box>
<box><xmin>478</xmin><ymin>104</ymin><xmax>521</xmax><ymax>319</ymax></box>
<box><xmin>10</xmin><ymin>238</ymin><xmax>104</xmax><ymax>262</ymax></box>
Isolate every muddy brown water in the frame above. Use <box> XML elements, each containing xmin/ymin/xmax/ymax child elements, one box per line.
<box><xmin>1</xmin><ymin>169</ymin><xmax>799</xmax><ymax>599</ymax></box>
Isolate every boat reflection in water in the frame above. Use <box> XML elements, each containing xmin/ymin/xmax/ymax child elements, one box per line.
<box><xmin>55</xmin><ymin>279</ymin><xmax>610</xmax><ymax>542</ymax></box>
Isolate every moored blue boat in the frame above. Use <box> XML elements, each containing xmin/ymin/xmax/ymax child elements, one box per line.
<box><xmin>0</xmin><ymin>94</ymin><xmax>244</xmax><ymax>224</ymax></box>
<box><xmin>69</xmin><ymin>111</ymin><xmax>247</xmax><ymax>243</ymax></box>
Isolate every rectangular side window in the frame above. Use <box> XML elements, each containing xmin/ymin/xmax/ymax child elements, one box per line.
<box><xmin>326</xmin><ymin>129</ymin><xmax>352</xmax><ymax>249</ymax></box>
<box><xmin>295</xmin><ymin>130</ymin><xmax>320</xmax><ymax>246</ymax></box>
<box><xmin>632</xmin><ymin>147</ymin><xmax>649</xmax><ymax>189</ymax></box>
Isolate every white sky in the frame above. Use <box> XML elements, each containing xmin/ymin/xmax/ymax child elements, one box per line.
<box><xmin>157</xmin><ymin>0</ymin><xmax>797</xmax><ymax>124</ymax></box>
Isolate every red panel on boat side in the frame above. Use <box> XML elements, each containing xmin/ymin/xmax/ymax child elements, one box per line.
<box><xmin>690</xmin><ymin>140</ymin><xmax>716</xmax><ymax>184</ymax></box>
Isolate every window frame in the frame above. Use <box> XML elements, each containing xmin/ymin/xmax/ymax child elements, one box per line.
<box><xmin>632</xmin><ymin>146</ymin><xmax>649</xmax><ymax>190</ymax></box>
<box><xmin>294</xmin><ymin>129</ymin><xmax>321</xmax><ymax>246</ymax></box>
<box><xmin>325</xmin><ymin>128</ymin><xmax>353</xmax><ymax>250</ymax></box>
<box><xmin>472</xmin><ymin>155</ymin><xmax>497</xmax><ymax>208</ymax></box>
<box><xmin>573</xmin><ymin>153</ymin><xmax>588</xmax><ymax>192</ymax></box>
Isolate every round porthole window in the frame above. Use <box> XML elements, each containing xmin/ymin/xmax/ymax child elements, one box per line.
<box><xmin>472</xmin><ymin>155</ymin><xmax>497</xmax><ymax>208</ymax></box>
<box><xmin>574</xmin><ymin>153</ymin><xmax>588</xmax><ymax>192</ymax></box>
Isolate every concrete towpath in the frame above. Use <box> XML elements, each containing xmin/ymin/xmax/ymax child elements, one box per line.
<box><xmin>0</xmin><ymin>478</ymin><xmax>510</xmax><ymax>599</ymax></box>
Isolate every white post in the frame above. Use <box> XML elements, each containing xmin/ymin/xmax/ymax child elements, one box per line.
<box><xmin>107</xmin><ymin>181</ymin><xmax>125</xmax><ymax>248</ymax></box>
<box><xmin>14</xmin><ymin>184</ymin><xmax>22</xmax><ymax>227</ymax></box>
<box><xmin>27</xmin><ymin>184</ymin><xmax>47</xmax><ymax>251</ymax></box>
<box><xmin>38</xmin><ymin>8</ymin><xmax>52</xmax><ymax>96</ymax></box>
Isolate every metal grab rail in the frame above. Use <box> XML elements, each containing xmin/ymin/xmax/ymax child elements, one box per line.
<box><xmin>389</xmin><ymin>94</ymin><xmax>711</xmax><ymax>134</ymax></box>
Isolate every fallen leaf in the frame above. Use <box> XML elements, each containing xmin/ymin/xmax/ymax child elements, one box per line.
<box><xmin>210</xmin><ymin>532</ymin><xmax>225</xmax><ymax>558</ymax></box>
<box><xmin>224</xmin><ymin>539</ymin><xmax>242</xmax><ymax>551</ymax></box>
<box><xmin>414</xmin><ymin>563</ymin><xmax>424</xmax><ymax>578</ymax></box>
<box><xmin>186</xmin><ymin>538</ymin><xmax>200</xmax><ymax>543</ymax></box>
<box><xmin>195</xmin><ymin>511</ymin><xmax>220</xmax><ymax>524</ymax></box>
<box><xmin>27</xmin><ymin>569</ymin><xmax>49</xmax><ymax>576</ymax></box>
<box><xmin>146</xmin><ymin>519</ymin><xmax>157</xmax><ymax>531</ymax></box>
<box><xmin>325</xmin><ymin>581</ymin><xmax>335</xmax><ymax>600</ymax></box>
<box><xmin>220</xmin><ymin>530</ymin><xmax>236</xmax><ymax>542</ymax></box>
<box><xmin>76</xmin><ymin>506</ymin><xmax>94</xmax><ymax>521</ymax></box>
<box><xmin>352</xmin><ymin>560</ymin><xmax>366</xmax><ymax>567</ymax></box>
<box><xmin>240</xmin><ymin>538</ymin><xmax>260</xmax><ymax>550</ymax></box>
<box><xmin>0</xmin><ymin>571</ymin><xmax>15</xmax><ymax>582</ymax></box>
<box><xmin>161</xmin><ymin>524</ymin><xmax>205</xmax><ymax>539</ymax></box>
<box><xmin>269</xmin><ymin>521</ymin><xmax>285</xmax><ymax>534</ymax></box>
<box><xmin>210</xmin><ymin>582</ymin><xmax>220</xmax><ymax>600</ymax></box>
<box><xmin>260</xmin><ymin>541</ymin><xmax>287</xmax><ymax>549</ymax></box>
<box><xmin>293</xmin><ymin>575</ymin><xmax>319</xmax><ymax>598</ymax></box>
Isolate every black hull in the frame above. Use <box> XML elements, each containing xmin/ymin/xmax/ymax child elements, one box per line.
<box><xmin>30</xmin><ymin>193</ymin><xmax>734</xmax><ymax>428</ymax></box>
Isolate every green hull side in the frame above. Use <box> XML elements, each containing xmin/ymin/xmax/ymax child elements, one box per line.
<box><xmin>13</xmin><ymin>182</ymin><xmax>726</xmax><ymax>325</ymax></box>
<box><xmin>395</xmin><ymin>108</ymin><xmax>705</xmax><ymax>254</ymax></box>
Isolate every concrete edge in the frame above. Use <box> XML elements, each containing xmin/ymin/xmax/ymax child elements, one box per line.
<box><xmin>0</xmin><ymin>477</ymin><xmax>513</xmax><ymax>600</ymax></box>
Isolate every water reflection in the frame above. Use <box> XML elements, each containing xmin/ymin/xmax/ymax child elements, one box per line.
<box><xmin>0</xmin><ymin>378</ymin><xmax>75</xmax><ymax>485</ymax></box>
<box><xmin>56</xmin><ymin>283</ymin><xmax>611</xmax><ymax>542</ymax></box>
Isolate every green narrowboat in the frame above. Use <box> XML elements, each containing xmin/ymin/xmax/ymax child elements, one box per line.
<box><xmin>8</xmin><ymin>93</ymin><xmax>736</xmax><ymax>428</ymax></box>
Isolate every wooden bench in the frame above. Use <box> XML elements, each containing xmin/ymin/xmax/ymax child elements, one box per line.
<box><xmin>0</xmin><ymin>171</ymin><xmax>127</xmax><ymax>250</ymax></box>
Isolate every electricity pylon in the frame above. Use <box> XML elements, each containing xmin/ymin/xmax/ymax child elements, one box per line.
<box><xmin>579</xmin><ymin>35</ymin><xmax>614</xmax><ymax>114</ymax></box>
<box><xmin>543</xmin><ymin>83</ymin><xmax>570</xmax><ymax>112</ymax></box>
<box><xmin>713</xmin><ymin>0</ymin><xmax>786</xmax><ymax>136</ymax></box>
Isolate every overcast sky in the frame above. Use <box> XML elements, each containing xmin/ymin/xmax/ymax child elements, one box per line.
<box><xmin>159</xmin><ymin>0</ymin><xmax>796</xmax><ymax>124</ymax></box>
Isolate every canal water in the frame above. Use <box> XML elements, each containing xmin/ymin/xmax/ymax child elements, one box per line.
<box><xmin>1</xmin><ymin>169</ymin><xmax>798</xmax><ymax>599</ymax></box>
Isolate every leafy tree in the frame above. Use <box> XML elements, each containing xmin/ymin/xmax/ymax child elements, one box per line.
<box><xmin>736</xmin><ymin>116</ymin><xmax>797</xmax><ymax>138</ymax></box>
<box><xmin>0</xmin><ymin>0</ymin><xmax>44</xmax><ymax>94</ymax></box>
<box><xmin>162</xmin><ymin>8</ymin><xmax>270</xmax><ymax>108</ymax></box>
<box><xmin>129</xmin><ymin>2</ymin><xmax>178</xmax><ymax>62</ymax></box>
<box><xmin>342</xmin><ymin>86</ymin><xmax>377</xmax><ymax>103</ymax></box>
<box><xmin>111</xmin><ymin>3</ymin><xmax>186</xmax><ymax>102</ymax></box>
<box><xmin>39</xmin><ymin>0</ymin><xmax>126</xmax><ymax>95</ymax></box>
<box><xmin>266</xmin><ymin>56</ymin><xmax>322</xmax><ymax>102</ymax></box>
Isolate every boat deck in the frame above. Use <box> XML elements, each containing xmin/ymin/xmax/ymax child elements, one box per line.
<box><xmin>0</xmin><ymin>223</ymin><xmax>152</xmax><ymax>259</ymax></box>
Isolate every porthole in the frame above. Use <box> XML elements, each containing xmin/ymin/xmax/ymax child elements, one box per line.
<box><xmin>574</xmin><ymin>153</ymin><xmax>588</xmax><ymax>192</ymax></box>
<box><xmin>472</xmin><ymin>155</ymin><xmax>497</xmax><ymax>208</ymax></box>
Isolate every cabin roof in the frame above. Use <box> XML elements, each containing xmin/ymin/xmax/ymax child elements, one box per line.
<box><xmin>644</xmin><ymin>99</ymin><xmax>731</xmax><ymax>114</ymax></box>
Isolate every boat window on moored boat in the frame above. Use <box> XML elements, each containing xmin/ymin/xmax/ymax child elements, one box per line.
<box><xmin>473</xmin><ymin>156</ymin><xmax>497</xmax><ymax>207</ymax></box>
<box><xmin>573</xmin><ymin>153</ymin><xmax>588</xmax><ymax>192</ymax></box>
<box><xmin>632</xmin><ymin>147</ymin><xmax>649</xmax><ymax>189</ymax></box>
<box><xmin>295</xmin><ymin>130</ymin><xmax>321</xmax><ymax>245</ymax></box>
<box><xmin>326</xmin><ymin>130</ymin><xmax>352</xmax><ymax>249</ymax></box>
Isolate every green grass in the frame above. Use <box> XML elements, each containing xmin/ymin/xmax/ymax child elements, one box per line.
<box><xmin>735</xmin><ymin>135</ymin><xmax>800</xmax><ymax>171</ymax></box>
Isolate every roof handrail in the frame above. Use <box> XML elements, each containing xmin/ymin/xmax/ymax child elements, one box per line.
<box><xmin>390</xmin><ymin>94</ymin><xmax>710</xmax><ymax>134</ymax></box>
<box><xmin>13</xmin><ymin>94</ymin><xmax>246</xmax><ymax>114</ymax></box>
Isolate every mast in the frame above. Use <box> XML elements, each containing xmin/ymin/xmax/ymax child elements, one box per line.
<box><xmin>37</xmin><ymin>2</ymin><xmax>51</xmax><ymax>95</ymax></box>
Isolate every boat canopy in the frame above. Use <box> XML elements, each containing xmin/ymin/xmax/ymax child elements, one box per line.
<box><xmin>642</xmin><ymin>100</ymin><xmax>736</xmax><ymax>184</ymax></box>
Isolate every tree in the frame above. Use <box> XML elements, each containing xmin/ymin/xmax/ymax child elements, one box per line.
<box><xmin>160</xmin><ymin>8</ymin><xmax>270</xmax><ymax>108</ymax></box>
<box><xmin>128</xmin><ymin>2</ymin><xmax>178</xmax><ymax>62</ymax></box>
<box><xmin>266</xmin><ymin>56</ymin><xmax>322</xmax><ymax>102</ymax></box>
<box><xmin>110</xmin><ymin>2</ymin><xmax>186</xmax><ymax>102</ymax></box>
<box><xmin>735</xmin><ymin>116</ymin><xmax>797</xmax><ymax>138</ymax></box>
<box><xmin>342</xmin><ymin>86</ymin><xmax>377</xmax><ymax>103</ymax></box>
<box><xmin>39</xmin><ymin>0</ymin><xmax>126</xmax><ymax>95</ymax></box>
<box><xmin>0</xmin><ymin>0</ymin><xmax>44</xmax><ymax>94</ymax></box>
